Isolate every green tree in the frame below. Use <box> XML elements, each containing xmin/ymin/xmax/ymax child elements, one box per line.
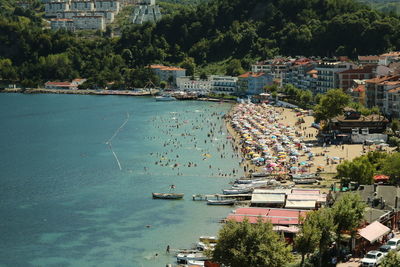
<box><xmin>382</xmin><ymin>250</ymin><xmax>400</xmax><ymax>267</ymax></box>
<box><xmin>382</xmin><ymin>153</ymin><xmax>400</xmax><ymax>183</ymax></box>
<box><xmin>212</xmin><ymin>219</ymin><xmax>293</xmax><ymax>267</ymax></box>
<box><xmin>180</xmin><ymin>57</ymin><xmax>195</xmax><ymax>76</ymax></box>
<box><xmin>314</xmin><ymin>89</ymin><xmax>351</xmax><ymax>124</ymax></box>
<box><xmin>0</xmin><ymin>58</ymin><xmax>18</xmax><ymax>81</ymax></box>
<box><xmin>307</xmin><ymin>208</ymin><xmax>336</xmax><ymax>267</ymax></box>
<box><xmin>336</xmin><ymin>156</ymin><xmax>374</xmax><ymax>186</ymax></box>
<box><xmin>332</xmin><ymin>193</ymin><xmax>366</xmax><ymax>256</ymax></box>
<box><xmin>294</xmin><ymin>216</ymin><xmax>320</xmax><ymax>267</ymax></box>
<box><xmin>226</xmin><ymin>59</ymin><xmax>244</xmax><ymax>76</ymax></box>
<box><xmin>391</xmin><ymin>119</ymin><xmax>400</xmax><ymax>134</ymax></box>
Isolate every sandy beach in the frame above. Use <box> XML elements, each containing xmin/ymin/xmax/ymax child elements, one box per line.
<box><xmin>225</xmin><ymin>103</ymin><xmax>370</xmax><ymax>178</ymax></box>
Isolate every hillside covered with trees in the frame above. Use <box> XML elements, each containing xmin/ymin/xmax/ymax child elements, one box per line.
<box><xmin>1</xmin><ymin>0</ymin><xmax>400</xmax><ymax>87</ymax></box>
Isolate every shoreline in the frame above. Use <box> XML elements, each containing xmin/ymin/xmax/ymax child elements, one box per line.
<box><xmin>0</xmin><ymin>88</ymin><xmax>237</xmax><ymax>103</ymax></box>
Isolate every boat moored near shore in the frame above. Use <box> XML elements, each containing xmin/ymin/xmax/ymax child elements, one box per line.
<box><xmin>152</xmin><ymin>192</ymin><xmax>184</xmax><ymax>199</ymax></box>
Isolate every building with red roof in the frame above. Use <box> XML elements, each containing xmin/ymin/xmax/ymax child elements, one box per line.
<box><xmin>149</xmin><ymin>64</ymin><xmax>186</xmax><ymax>86</ymax></box>
<box><xmin>44</xmin><ymin>81</ymin><xmax>78</xmax><ymax>90</ymax></box>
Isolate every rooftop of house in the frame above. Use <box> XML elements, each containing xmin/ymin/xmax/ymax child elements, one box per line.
<box><xmin>388</xmin><ymin>87</ymin><xmax>400</xmax><ymax>93</ymax></box>
<box><xmin>358</xmin><ymin>55</ymin><xmax>380</xmax><ymax>61</ymax></box>
<box><xmin>45</xmin><ymin>81</ymin><xmax>75</xmax><ymax>86</ymax></box>
<box><xmin>339</xmin><ymin>66</ymin><xmax>374</xmax><ymax>74</ymax></box>
<box><xmin>149</xmin><ymin>64</ymin><xmax>185</xmax><ymax>71</ymax></box>
<box><xmin>333</xmin><ymin>113</ymin><xmax>388</xmax><ymax>123</ymax></box>
<box><xmin>238</xmin><ymin>72</ymin><xmax>267</xmax><ymax>78</ymax></box>
<box><xmin>365</xmin><ymin>75</ymin><xmax>400</xmax><ymax>84</ymax></box>
<box><xmin>380</xmin><ymin>51</ymin><xmax>400</xmax><ymax>57</ymax></box>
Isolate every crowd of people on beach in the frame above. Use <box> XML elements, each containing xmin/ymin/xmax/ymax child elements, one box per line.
<box><xmin>229</xmin><ymin>103</ymin><xmax>317</xmax><ymax>177</ymax></box>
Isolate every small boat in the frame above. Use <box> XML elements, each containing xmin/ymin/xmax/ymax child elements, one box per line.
<box><xmin>222</xmin><ymin>188</ymin><xmax>252</xmax><ymax>195</ymax></box>
<box><xmin>207</xmin><ymin>199</ymin><xmax>236</xmax><ymax>205</ymax></box>
<box><xmin>176</xmin><ymin>252</ymin><xmax>208</xmax><ymax>264</ymax></box>
<box><xmin>152</xmin><ymin>193</ymin><xmax>184</xmax><ymax>199</ymax></box>
<box><xmin>155</xmin><ymin>94</ymin><xmax>176</xmax><ymax>101</ymax></box>
<box><xmin>251</xmin><ymin>172</ymin><xmax>269</xmax><ymax>178</ymax></box>
<box><xmin>187</xmin><ymin>260</ymin><xmax>205</xmax><ymax>266</ymax></box>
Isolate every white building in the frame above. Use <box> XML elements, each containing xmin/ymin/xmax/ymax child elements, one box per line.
<box><xmin>210</xmin><ymin>75</ymin><xmax>238</xmax><ymax>95</ymax></box>
<box><xmin>132</xmin><ymin>4</ymin><xmax>161</xmax><ymax>24</ymax></box>
<box><xmin>50</xmin><ymin>18</ymin><xmax>75</xmax><ymax>30</ymax></box>
<box><xmin>315</xmin><ymin>61</ymin><xmax>354</xmax><ymax>93</ymax></box>
<box><xmin>45</xmin><ymin>1</ymin><xmax>70</xmax><ymax>16</ymax></box>
<box><xmin>95</xmin><ymin>0</ymin><xmax>120</xmax><ymax>12</ymax></box>
<box><xmin>176</xmin><ymin>77</ymin><xmax>212</xmax><ymax>92</ymax></box>
<box><xmin>73</xmin><ymin>15</ymin><xmax>105</xmax><ymax>31</ymax></box>
<box><xmin>150</xmin><ymin>65</ymin><xmax>186</xmax><ymax>85</ymax></box>
<box><xmin>70</xmin><ymin>1</ymin><xmax>94</xmax><ymax>11</ymax></box>
<box><xmin>237</xmin><ymin>72</ymin><xmax>273</xmax><ymax>95</ymax></box>
<box><xmin>57</xmin><ymin>10</ymin><xmax>114</xmax><ymax>23</ymax></box>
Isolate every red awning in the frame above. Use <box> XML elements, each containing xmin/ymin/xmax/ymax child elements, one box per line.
<box><xmin>373</xmin><ymin>175</ymin><xmax>389</xmax><ymax>181</ymax></box>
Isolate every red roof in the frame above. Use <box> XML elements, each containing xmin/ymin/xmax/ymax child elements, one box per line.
<box><xmin>45</xmin><ymin>82</ymin><xmax>74</xmax><ymax>87</ymax></box>
<box><xmin>226</xmin><ymin>207</ymin><xmax>308</xmax><ymax>225</ymax></box>
<box><xmin>373</xmin><ymin>175</ymin><xmax>389</xmax><ymax>181</ymax></box>
<box><xmin>358</xmin><ymin>56</ymin><xmax>379</xmax><ymax>61</ymax></box>
<box><xmin>238</xmin><ymin>72</ymin><xmax>266</xmax><ymax>78</ymax></box>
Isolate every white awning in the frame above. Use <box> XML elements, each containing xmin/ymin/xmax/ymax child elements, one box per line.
<box><xmin>359</xmin><ymin>221</ymin><xmax>390</xmax><ymax>243</ymax></box>
<box><xmin>287</xmin><ymin>194</ymin><xmax>327</xmax><ymax>203</ymax></box>
<box><xmin>285</xmin><ymin>200</ymin><xmax>316</xmax><ymax>209</ymax></box>
<box><xmin>253</xmin><ymin>189</ymin><xmax>292</xmax><ymax>195</ymax></box>
<box><xmin>251</xmin><ymin>193</ymin><xmax>285</xmax><ymax>204</ymax></box>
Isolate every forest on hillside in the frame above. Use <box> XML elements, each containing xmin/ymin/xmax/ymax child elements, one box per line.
<box><xmin>1</xmin><ymin>0</ymin><xmax>400</xmax><ymax>87</ymax></box>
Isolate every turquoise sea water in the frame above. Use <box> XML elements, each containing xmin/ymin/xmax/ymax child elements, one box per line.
<box><xmin>0</xmin><ymin>94</ymin><xmax>242</xmax><ymax>267</ymax></box>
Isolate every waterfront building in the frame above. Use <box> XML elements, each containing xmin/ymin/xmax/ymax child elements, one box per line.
<box><xmin>176</xmin><ymin>77</ymin><xmax>212</xmax><ymax>92</ymax></box>
<box><xmin>210</xmin><ymin>75</ymin><xmax>238</xmax><ymax>95</ymax></box>
<box><xmin>237</xmin><ymin>72</ymin><xmax>273</xmax><ymax>95</ymax></box>
<box><xmin>45</xmin><ymin>81</ymin><xmax>78</xmax><ymax>89</ymax></box>
<box><xmin>282</xmin><ymin>58</ymin><xmax>318</xmax><ymax>91</ymax></box>
<box><xmin>330</xmin><ymin>109</ymin><xmax>389</xmax><ymax>134</ymax></box>
<box><xmin>251</xmin><ymin>58</ymin><xmax>292</xmax><ymax>85</ymax></box>
<box><xmin>315</xmin><ymin>61</ymin><xmax>354</xmax><ymax>93</ymax></box>
<box><xmin>73</xmin><ymin>15</ymin><xmax>105</xmax><ymax>31</ymax></box>
<box><xmin>337</xmin><ymin>65</ymin><xmax>375</xmax><ymax>91</ymax></box>
<box><xmin>149</xmin><ymin>65</ymin><xmax>186</xmax><ymax>85</ymax></box>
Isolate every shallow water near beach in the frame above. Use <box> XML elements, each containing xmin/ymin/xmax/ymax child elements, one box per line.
<box><xmin>0</xmin><ymin>94</ymin><xmax>243</xmax><ymax>267</ymax></box>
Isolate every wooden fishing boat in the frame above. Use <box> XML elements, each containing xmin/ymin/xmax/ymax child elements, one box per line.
<box><xmin>152</xmin><ymin>193</ymin><xmax>184</xmax><ymax>199</ymax></box>
<box><xmin>207</xmin><ymin>199</ymin><xmax>236</xmax><ymax>205</ymax></box>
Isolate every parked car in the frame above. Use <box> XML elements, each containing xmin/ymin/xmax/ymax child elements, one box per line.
<box><xmin>361</xmin><ymin>250</ymin><xmax>384</xmax><ymax>267</ymax></box>
<box><xmin>379</xmin><ymin>244</ymin><xmax>395</xmax><ymax>256</ymax></box>
<box><xmin>386</xmin><ymin>238</ymin><xmax>400</xmax><ymax>251</ymax></box>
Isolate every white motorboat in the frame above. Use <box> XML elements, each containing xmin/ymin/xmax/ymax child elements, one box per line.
<box><xmin>155</xmin><ymin>94</ymin><xmax>176</xmax><ymax>101</ymax></box>
<box><xmin>222</xmin><ymin>188</ymin><xmax>252</xmax><ymax>195</ymax></box>
<box><xmin>176</xmin><ymin>252</ymin><xmax>208</xmax><ymax>264</ymax></box>
<box><xmin>187</xmin><ymin>260</ymin><xmax>205</xmax><ymax>266</ymax></box>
